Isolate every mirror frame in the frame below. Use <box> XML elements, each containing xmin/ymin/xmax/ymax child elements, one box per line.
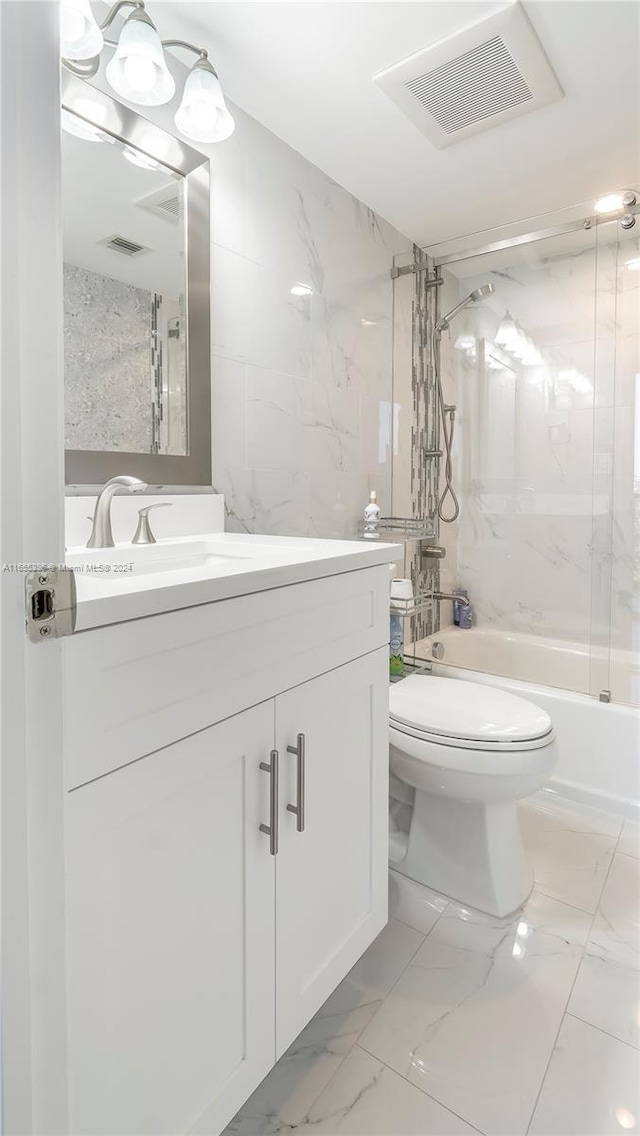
<box><xmin>62</xmin><ymin>71</ymin><xmax>212</xmax><ymax>489</ymax></box>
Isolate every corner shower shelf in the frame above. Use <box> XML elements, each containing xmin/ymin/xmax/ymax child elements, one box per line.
<box><xmin>378</xmin><ymin>517</ymin><xmax>436</xmax><ymax>541</ymax></box>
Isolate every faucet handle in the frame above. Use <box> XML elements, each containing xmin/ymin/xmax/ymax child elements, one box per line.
<box><xmin>132</xmin><ymin>503</ymin><xmax>173</xmax><ymax>546</ymax></box>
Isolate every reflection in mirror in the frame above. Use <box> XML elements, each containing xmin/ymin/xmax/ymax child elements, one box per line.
<box><xmin>62</xmin><ymin>111</ymin><xmax>187</xmax><ymax>457</ymax></box>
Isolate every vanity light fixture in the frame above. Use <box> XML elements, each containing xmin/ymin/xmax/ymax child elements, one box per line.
<box><xmin>173</xmin><ymin>55</ymin><xmax>235</xmax><ymax>143</ymax></box>
<box><xmin>507</xmin><ymin>322</ymin><xmax>528</xmax><ymax>361</ymax></box>
<box><xmin>105</xmin><ymin>6</ymin><xmax>174</xmax><ymax>106</ymax></box>
<box><xmin>495</xmin><ymin>310</ymin><xmax>518</xmax><ymax>350</ymax></box>
<box><xmin>61</xmin><ymin>0</ymin><xmax>235</xmax><ymax>144</ymax></box>
<box><xmin>60</xmin><ymin>0</ymin><xmax>104</xmax><ymax>61</ymax></box>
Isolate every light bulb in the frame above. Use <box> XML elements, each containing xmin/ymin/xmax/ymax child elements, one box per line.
<box><xmin>625</xmin><ymin>257</ymin><xmax>640</xmax><ymax>271</ymax></box>
<box><xmin>290</xmin><ymin>283</ymin><xmax>313</xmax><ymax>296</ymax></box>
<box><xmin>175</xmin><ymin>58</ymin><xmax>235</xmax><ymax>143</ymax></box>
<box><xmin>122</xmin><ymin>54</ymin><xmax>157</xmax><ymax>94</ymax></box>
<box><xmin>106</xmin><ymin>10</ymin><xmax>175</xmax><ymax>106</ymax></box>
<box><xmin>60</xmin><ymin>0</ymin><xmax>103</xmax><ymax>60</ymax></box>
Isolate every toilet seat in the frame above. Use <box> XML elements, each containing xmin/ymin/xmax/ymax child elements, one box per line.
<box><xmin>389</xmin><ymin>675</ymin><xmax>552</xmax><ymax>748</ymax></box>
<box><xmin>390</xmin><ymin>718</ymin><xmax>554</xmax><ymax>752</ymax></box>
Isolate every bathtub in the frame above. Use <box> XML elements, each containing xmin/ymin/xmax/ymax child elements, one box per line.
<box><xmin>413</xmin><ymin>627</ymin><xmax>640</xmax><ymax>819</ymax></box>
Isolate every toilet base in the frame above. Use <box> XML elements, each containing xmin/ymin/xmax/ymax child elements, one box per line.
<box><xmin>393</xmin><ymin>789</ymin><xmax>533</xmax><ymax>918</ymax></box>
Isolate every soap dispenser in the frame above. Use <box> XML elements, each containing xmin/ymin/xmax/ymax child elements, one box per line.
<box><xmin>363</xmin><ymin>490</ymin><xmax>380</xmax><ymax>539</ymax></box>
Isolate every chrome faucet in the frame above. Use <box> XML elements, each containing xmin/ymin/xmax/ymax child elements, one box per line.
<box><xmin>87</xmin><ymin>475</ymin><xmax>148</xmax><ymax>548</ymax></box>
<box><xmin>433</xmin><ymin>591</ymin><xmax>470</xmax><ymax>606</ymax></box>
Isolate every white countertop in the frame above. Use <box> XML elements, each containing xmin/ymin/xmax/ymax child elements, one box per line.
<box><xmin>67</xmin><ymin>533</ymin><xmax>402</xmax><ymax>632</ymax></box>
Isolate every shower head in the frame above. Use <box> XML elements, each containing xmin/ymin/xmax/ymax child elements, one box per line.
<box><xmin>469</xmin><ymin>283</ymin><xmax>494</xmax><ymax>302</ymax></box>
<box><xmin>436</xmin><ymin>281</ymin><xmax>495</xmax><ymax>333</ymax></box>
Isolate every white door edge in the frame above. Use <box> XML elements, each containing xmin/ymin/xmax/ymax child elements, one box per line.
<box><xmin>0</xmin><ymin>3</ymin><xmax>68</xmax><ymax>1131</ymax></box>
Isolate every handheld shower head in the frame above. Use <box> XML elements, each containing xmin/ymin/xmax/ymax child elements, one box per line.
<box><xmin>469</xmin><ymin>283</ymin><xmax>494</xmax><ymax>302</ymax></box>
<box><xmin>436</xmin><ymin>281</ymin><xmax>495</xmax><ymax>333</ymax></box>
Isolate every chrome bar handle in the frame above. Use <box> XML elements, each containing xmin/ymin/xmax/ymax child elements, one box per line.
<box><xmin>259</xmin><ymin>750</ymin><xmax>279</xmax><ymax>856</ymax></box>
<box><xmin>286</xmin><ymin>733</ymin><xmax>306</xmax><ymax>833</ymax></box>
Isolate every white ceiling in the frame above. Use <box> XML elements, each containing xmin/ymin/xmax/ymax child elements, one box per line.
<box><xmin>62</xmin><ymin>129</ymin><xmax>185</xmax><ymax>295</ymax></box>
<box><xmin>158</xmin><ymin>0</ymin><xmax>639</xmax><ymax>245</ymax></box>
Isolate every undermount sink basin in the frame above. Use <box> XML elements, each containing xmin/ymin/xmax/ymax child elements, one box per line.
<box><xmin>66</xmin><ymin>538</ymin><xmax>256</xmax><ymax>578</ymax></box>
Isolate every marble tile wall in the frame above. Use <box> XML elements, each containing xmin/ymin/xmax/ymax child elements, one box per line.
<box><xmin>81</xmin><ymin>63</ymin><xmax>412</xmax><ymax>534</ymax></box>
<box><xmin>64</xmin><ymin>263</ymin><xmax>153</xmax><ymax>452</ymax></box>
<box><xmin>208</xmin><ymin>106</ymin><xmax>413</xmax><ymax>539</ymax></box>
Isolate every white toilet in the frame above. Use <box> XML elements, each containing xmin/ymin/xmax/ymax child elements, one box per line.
<box><xmin>389</xmin><ymin>674</ymin><xmax>557</xmax><ymax>918</ymax></box>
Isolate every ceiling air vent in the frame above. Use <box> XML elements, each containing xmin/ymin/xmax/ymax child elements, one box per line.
<box><xmin>100</xmin><ymin>234</ymin><xmax>149</xmax><ymax>257</ymax></box>
<box><xmin>373</xmin><ymin>2</ymin><xmax>562</xmax><ymax>149</ymax></box>
<box><xmin>134</xmin><ymin>182</ymin><xmax>184</xmax><ymax>226</ymax></box>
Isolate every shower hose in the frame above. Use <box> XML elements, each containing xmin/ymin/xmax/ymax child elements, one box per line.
<box><xmin>433</xmin><ymin>335</ymin><xmax>460</xmax><ymax>523</ymax></box>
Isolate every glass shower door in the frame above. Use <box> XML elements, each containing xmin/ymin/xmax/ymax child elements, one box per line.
<box><xmin>590</xmin><ymin>217</ymin><xmax>640</xmax><ymax>706</ymax></box>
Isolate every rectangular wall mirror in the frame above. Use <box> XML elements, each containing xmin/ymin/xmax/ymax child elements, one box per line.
<box><xmin>62</xmin><ymin>72</ymin><xmax>211</xmax><ymax>488</ymax></box>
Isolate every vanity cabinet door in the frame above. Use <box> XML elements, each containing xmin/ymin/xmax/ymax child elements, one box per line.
<box><xmin>274</xmin><ymin>647</ymin><xmax>389</xmax><ymax>1054</ymax></box>
<box><xmin>66</xmin><ymin>703</ymin><xmax>276</xmax><ymax>1136</ymax></box>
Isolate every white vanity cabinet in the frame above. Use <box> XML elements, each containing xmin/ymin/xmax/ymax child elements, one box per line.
<box><xmin>275</xmin><ymin>651</ymin><xmax>389</xmax><ymax>1053</ymax></box>
<box><xmin>65</xmin><ymin>704</ymin><xmax>276</xmax><ymax>1136</ymax></box>
<box><xmin>63</xmin><ymin>565</ymin><xmax>390</xmax><ymax>1136</ymax></box>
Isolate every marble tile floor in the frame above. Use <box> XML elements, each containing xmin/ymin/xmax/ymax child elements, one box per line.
<box><xmin>224</xmin><ymin>791</ymin><xmax>640</xmax><ymax>1136</ymax></box>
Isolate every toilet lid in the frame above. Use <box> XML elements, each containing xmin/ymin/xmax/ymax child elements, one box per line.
<box><xmin>389</xmin><ymin>675</ymin><xmax>552</xmax><ymax>745</ymax></box>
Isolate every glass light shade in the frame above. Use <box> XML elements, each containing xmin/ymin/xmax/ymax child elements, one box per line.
<box><xmin>61</xmin><ymin>108</ymin><xmax>111</xmax><ymax>143</ymax></box>
<box><xmin>175</xmin><ymin>62</ymin><xmax>235</xmax><ymax>143</ymax></box>
<box><xmin>495</xmin><ymin>311</ymin><xmax>518</xmax><ymax>349</ymax></box>
<box><xmin>106</xmin><ymin>12</ymin><xmax>175</xmax><ymax>106</ymax></box>
<box><xmin>60</xmin><ymin>0</ymin><xmax>103</xmax><ymax>60</ymax></box>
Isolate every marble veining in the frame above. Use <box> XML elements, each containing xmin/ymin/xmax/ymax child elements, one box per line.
<box><xmin>568</xmin><ymin>851</ymin><xmax>640</xmax><ymax>1047</ymax></box>
<box><xmin>225</xmin><ymin>791</ymin><xmax>640</xmax><ymax>1136</ymax></box>
<box><xmin>211</xmin><ymin>104</ymin><xmax>412</xmax><ymax>540</ymax></box>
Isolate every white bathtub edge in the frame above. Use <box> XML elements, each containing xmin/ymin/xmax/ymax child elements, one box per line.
<box><xmin>546</xmin><ymin>777</ymin><xmax>640</xmax><ymax>823</ymax></box>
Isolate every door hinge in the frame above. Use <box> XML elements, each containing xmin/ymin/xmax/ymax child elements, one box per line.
<box><xmin>25</xmin><ymin>567</ymin><xmax>77</xmax><ymax>643</ymax></box>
